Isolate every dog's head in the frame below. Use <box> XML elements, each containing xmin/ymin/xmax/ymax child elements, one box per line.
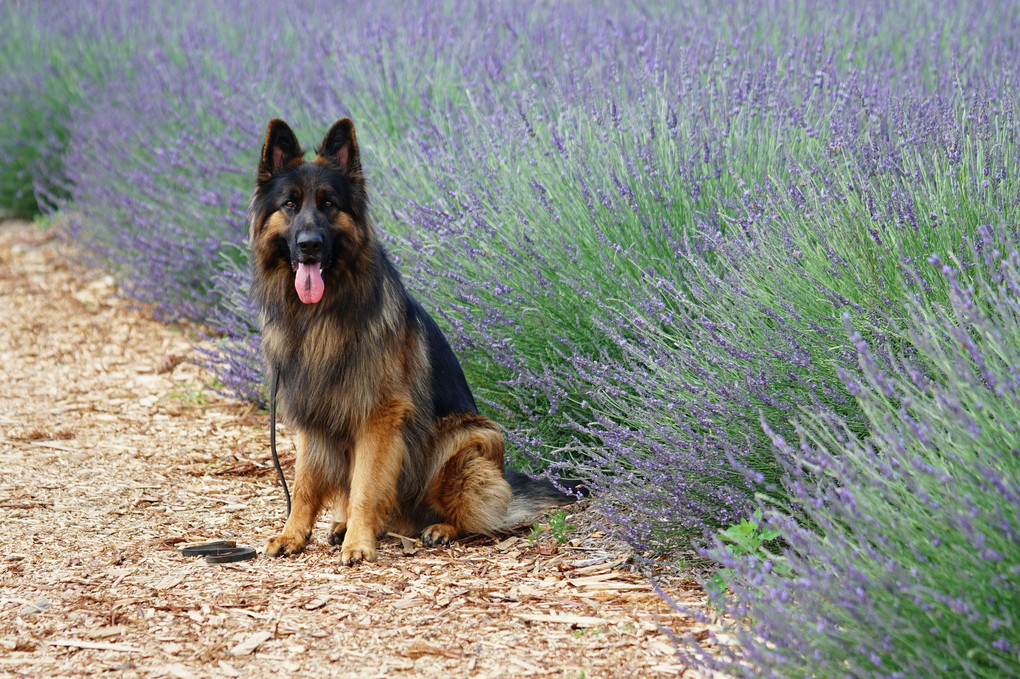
<box><xmin>249</xmin><ymin>118</ymin><xmax>369</xmax><ymax>304</ymax></box>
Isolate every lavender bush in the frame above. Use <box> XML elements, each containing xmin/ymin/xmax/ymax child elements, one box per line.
<box><xmin>686</xmin><ymin>236</ymin><xmax>1020</xmax><ymax>677</ymax></box>
<box><xmin>0</xmin><ymin>3</ymin><xmax>126</xmax><ymax>216</ymax></box>
<box><xmin>381</xmin><ymin>2</ymin><xmax>1018</xmax><ymax>547</ymax></box>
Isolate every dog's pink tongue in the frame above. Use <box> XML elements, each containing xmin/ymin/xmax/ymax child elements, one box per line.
<box><xmin>295</xmin><ymin>263</ymin><xmax>324</xmax><ymax>304</ymax></box>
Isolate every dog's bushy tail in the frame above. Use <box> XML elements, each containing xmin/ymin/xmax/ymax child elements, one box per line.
<box><xmin>502</xmin><ymin>470</ymin><xmax>588</xmax><ymax>528</ymax></box>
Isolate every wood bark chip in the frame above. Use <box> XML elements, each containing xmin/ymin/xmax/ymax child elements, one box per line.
<box><xmin>513</xmin><ymin>613</ymin><xmax>609</xmax><ymax>627</ymax></box>
<box><xmin>303</xmin><ymin>595</ymin><xmax>330</xmax><ymax>610</ymax></box>
<box><xmin>229</xmin><ymin>631</ymin><xmax>274</xmax><ymax>656</ymax></box>
<box><xmin>0</xmin><ymin>220</ymin><xmax>720</xmax><ymax>678</ymax></box>
<box><xmin>402</xmin><ymin>640</ymin><xmax>464</xmax><ymax>659</ymax></box>
<box><xmin>47</xmin><ymin>639</ymin><xmax>144</xmax><ymax>653</ymax></box>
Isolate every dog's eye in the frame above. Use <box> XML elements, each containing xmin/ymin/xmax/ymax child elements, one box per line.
<box><xmin>323</xmin><ymin>200</ymin><xmax>333</xmax><ymax>208</ymax></box>
<box><xmin>284</xmin><ymin>200</ymin><xmax>296</xmax><ymax>210</ymax></box>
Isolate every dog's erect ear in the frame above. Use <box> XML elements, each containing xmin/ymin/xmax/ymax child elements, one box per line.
<box><xmin>317</xmin><ymin>118</ymin><xmax>360</xmax><ymax>175</ymax></box>
<box><xmin>258</xmin><ymin>119</ymin><xmax>304</xmax><ymax>183</ymax></box>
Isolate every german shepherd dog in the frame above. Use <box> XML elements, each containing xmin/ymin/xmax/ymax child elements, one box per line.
<box><xmin>250</xmin><ymin>118</ymin><xmax>575</xmax><ymax>566</ymax></box>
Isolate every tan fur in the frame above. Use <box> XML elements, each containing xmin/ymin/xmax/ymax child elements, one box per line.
<box><xmin>339</xmin><ymin>398</ymin><xmax>412</xmax><ymax>565</ymax></box>
<box><xmin>264</xmin><ymin>431</ymin><xmax>324</xmax><ymax>556</ymax></box>
<box><xmin>424</xmin><ymin>414</ymin><xmax>511</xmax><ymax>541</ymax></box>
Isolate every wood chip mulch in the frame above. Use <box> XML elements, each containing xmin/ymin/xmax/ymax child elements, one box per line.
<box><xmin>0</xmin><ymin>219</ymin><xmax>718</xmax><ymax>678</ymax></box>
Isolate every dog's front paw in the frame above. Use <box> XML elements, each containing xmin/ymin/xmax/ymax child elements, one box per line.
<box><xmin>340</xmin><ymin>540</ymin><xmax>376</xmax><ymax>567</ymax></box>
<box><xmin>265</xmin><ymin>532</ymin><xmax>307</xmax><ymax>557</ymax></box>
<box><xmin>421</xmin><ymin>523</ymin><xmax>459</xmax><ymax>547</ymax></box>
<box><xmin>326</xmin><ymin>521</ymin><xmax>347</xmax><ymax>547</ymax></box>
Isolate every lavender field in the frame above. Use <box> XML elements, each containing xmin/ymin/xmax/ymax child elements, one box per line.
<box><xmin>3</xmin><ymin>1</ymin><xmax>1018</xmax><ymax>675</ymax></box>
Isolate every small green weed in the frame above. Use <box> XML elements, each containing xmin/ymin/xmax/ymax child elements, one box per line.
<box><xmin>526</xmin><ymin>521</ymin><xmax>544</xmax><ymax>545</ymax></box>
<box><xmin>168</xmin><ymin>383</ymin><xmax>209</xmax><ymax>406</ymax></box>
<box><xmin>526</xmin><ymin>508</ymin><xmax>576</xmax><ymax>545</ymax></box>
<box><xmin>708</xmin><ymin>509</ymin><xmax>789</xmax><ymax>597</ymax></box>
<box><xmin>547</xmin><ymin>509</ymin><xmax>576</xmax><ymax>544</ymax></box>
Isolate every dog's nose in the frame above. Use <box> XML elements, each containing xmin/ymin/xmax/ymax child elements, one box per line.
<box><xmin>296</xmin><ymin>232</ymin><xmax>322</xmax><ymax>258</ymax></box>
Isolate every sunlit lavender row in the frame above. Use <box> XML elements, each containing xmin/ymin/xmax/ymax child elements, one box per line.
<box><xmin>681</xmin><ymin>237</ymin><xmax>1020</xmax><ymax>677</ymax></box>
<box><xmin>2</xmin><ymin>0</ymin><xmax>1017</xmax><ymax>674</ymax></box>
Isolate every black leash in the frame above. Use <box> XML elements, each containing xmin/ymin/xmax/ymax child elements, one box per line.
<box><xmin>180</xmin><ymin>365</ymin><xmax>287</xmax><ymax>564</ymax></box>
<box><xmin>269</xmin><ymin>363</ymin><xmax>291</xmax><ymax>518</ymax></box>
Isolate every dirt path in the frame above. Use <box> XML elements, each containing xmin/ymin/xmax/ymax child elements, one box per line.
<box><xmin>0</xmin><ymin>220</ymin><xmax>713</xmax><ymax>678</ymax></box>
